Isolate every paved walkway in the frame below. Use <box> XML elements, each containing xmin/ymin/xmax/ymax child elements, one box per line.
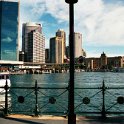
<box><xmin>0</xmin><ymin>114</ymin><xmax>124</xmax><ymax>124</ymax></box>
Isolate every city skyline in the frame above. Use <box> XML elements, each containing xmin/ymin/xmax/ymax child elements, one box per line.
<box><xmin>20</xmin><ymin>0</ymin><xmax>124</xmax><ymax>57</ymax></box>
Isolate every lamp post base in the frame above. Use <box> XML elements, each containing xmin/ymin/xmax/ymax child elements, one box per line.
<box><xmin>68</xmin><ymin>114</ymin><xmax>76</xmax><ymax>124</ymax></box>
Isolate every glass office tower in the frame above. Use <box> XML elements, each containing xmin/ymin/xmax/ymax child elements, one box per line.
<box><xmin>0</xmin><ymin>0</ymin><xmax>19</xmax><ymax>61</ymax></box>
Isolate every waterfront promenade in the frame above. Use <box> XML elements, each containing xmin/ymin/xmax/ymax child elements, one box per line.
<box><xmin>1</xmin><ymin>72</ymin><xmax>124</xmax><ymax>123</ymax></box>
<box><xmin>0</xmin><ymin>114</ymin><xmax>124</xmax><ymax>124</ymax></box>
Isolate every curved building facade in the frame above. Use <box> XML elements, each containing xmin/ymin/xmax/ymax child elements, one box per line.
<box><xmin>22</xmin><ymin>22</ymin><xmax>45</xmax><ymax>63</ymax></box>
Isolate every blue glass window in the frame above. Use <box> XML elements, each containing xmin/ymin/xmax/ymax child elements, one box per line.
<box><xmin>0</xmin><ymin>1</ymin><xmax>19</xmax><ymax>60</ymax></box>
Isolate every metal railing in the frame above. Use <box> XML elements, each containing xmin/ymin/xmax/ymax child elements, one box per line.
<box><xmin>0</xmin><ymin>80</ymin><xmax>124</xmax><ymax>117</ymax></box>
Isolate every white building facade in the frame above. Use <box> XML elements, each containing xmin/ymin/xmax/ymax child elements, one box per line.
<box><xmin>74</xmin><ymin>32</ymin><xmax>83</xmax><ymax>58</ymax></box>
<box><xmin>22</xmin><ymin>22</ymin><xmax>45</xmax><ymax>63</ymax></box>
<box><xmin>50</xmin><ymin>29</ymin><xmax>66</xmax><ymax>64</ymax></box>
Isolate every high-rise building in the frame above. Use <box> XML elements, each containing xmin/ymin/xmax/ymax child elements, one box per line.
<box><xmin>45</xmin><ymin>49</ymin><xmax>49</xmax><ymax>63</ymax></box>
<box><xmin>19</xmin><ymin>51</ymin><xmax>24</xmax><ymax>61</ymax></box>
<box><xmin>66</xmin><ymin>46</ymin><xmax>70</xmax><ymax>59</ymax></box>
<box><xmin>22</xmin><ymin>22</ymin><xmax>45</xmax><ymax>63</ymax></box>
<box><xmin>74</xmin><ymin>32</ymin><xmax>83</xmax><ymax>58</ymax></box>
<box><xmin>50</xmin><ymin>29</ymin><xmax>66</xmax><ymax>64</ymax></box>
<box><xmin>0</xmin><ymin>0</ymin><xmax>19</xmax><ymax>61</ymax></box>
<box><xmin>56</xmin><ymin>29</ymin><xmax>66</xmax><ymax>55</ymax></box>
<box><xmin>50</xmin><ymin>38</ymin><xmax>56</xmax><ymax>63</ymax></box>
<box><xmin>66</xmin><ymin>32</ymin><xmax>83</xmax><ymax>59</ymax></box>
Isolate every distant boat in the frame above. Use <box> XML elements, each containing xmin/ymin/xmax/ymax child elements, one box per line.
<box><xmin>75</xmin><ymin>69</ymin><xmax>85</xmax><ymax>72</ymax></box>
<box><xmin>42</xmin><ymin>70</ymin><xmax>52</xmax><ymax>74</ymax></box>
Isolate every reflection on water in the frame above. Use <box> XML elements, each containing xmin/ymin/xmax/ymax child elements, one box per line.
<box><xmin>10</xmin><ymin>72</ymin><xmax>124</xmax><ymax>87</ymax></box>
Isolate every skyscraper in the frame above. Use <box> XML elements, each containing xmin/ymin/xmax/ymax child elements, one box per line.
<box><xmin>22</xmin><ymin>22</ymin><xmax>45</xmax><ymax>63</ymax></box>
<box><xmin>56</xmin><ymin>29</ymin><xmax>66</xmax><ymax>55</ymax></box>
<box><xmin>50</xmin><ymin>29</ymin><xmax>66</xmax><ymax>64</ymax></box>
<box><xmin>0</xmin><ymin>0</ymin><xmax>19</xmax><ymax>61</ymax></box>
<box><xmin>74</xmin><ymin>32</ymin><xmax>82</xmax><ymax>58</ymax></box>
<box><xmin>45</xmin><ymin>48</ymin><xmax>49</xmax><ymax>63</ymax></box>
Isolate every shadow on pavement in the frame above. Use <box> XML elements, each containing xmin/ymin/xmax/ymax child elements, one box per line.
<box><xmin>5</xmin><ymin>117</ymin><xmax>45</xmax><ymax>124</ymax></box>
<box><xmin>81</xmin><ymin>116</ymin><xmax>124</xmax><ymax>123</ymax></box>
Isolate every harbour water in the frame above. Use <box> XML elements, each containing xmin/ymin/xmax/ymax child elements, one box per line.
<box><xmin>10</xmin><ymin>72</ymin><xmax>124</xmax><ymax>87</ymax></box>
<box><xmin>7</xmin><ymin>72</ymin><xmax>124</xmax><ymax>115</ymax></box>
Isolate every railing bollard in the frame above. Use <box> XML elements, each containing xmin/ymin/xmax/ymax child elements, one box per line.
<box><xmin>34</xmin><ymin>80</ymin><xmax>39</xmax><ymax>116</ymax></box>
<box><xmin>101</xmin><ymin>80</ymin><xmax>106</xmax><ymax>118</ymax></box>
<box><xmin>4</xmin><ymin>79</ymin><xmax>8</xmax><ymax>115</ymax></box>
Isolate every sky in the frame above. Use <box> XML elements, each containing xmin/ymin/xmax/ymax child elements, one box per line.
<box><xmin>20</xmin><ymin>0</ymin><xmax>124</xmax><ymax>57</ymax></box>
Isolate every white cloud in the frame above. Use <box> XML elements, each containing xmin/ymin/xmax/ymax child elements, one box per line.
<box><xmin>74</xmin><ymin>0</ymin><xmax>124</xmax><ymax>46</ymax></box>
<box><xmin>20</xmin><ymin>0</ymin><xmax>68</xmax><ymax>22</ymax></box>
<box><xmin>20</xmin><ymin>0</ymin><xmax>124</xmax><ymax>48</ymax></box>
<box><xmin>45</xmin><ymin>0</ymin><xmax>68</xmax><ymax>22</ymax></box>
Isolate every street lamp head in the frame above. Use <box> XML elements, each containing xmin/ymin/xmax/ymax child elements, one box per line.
<box><xmin>65</xmin><ymin>0</ymin><xmax>78</xmax><ymax>4</ymax></box>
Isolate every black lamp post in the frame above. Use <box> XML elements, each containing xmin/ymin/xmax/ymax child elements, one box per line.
<box><xmin>65</xmin><ymin>0</ymin><xmax>78</xmax><ymax>4</ymax></box>
<box><xmin>65</xmin><ymin>0</ymin><xmax>78</xmax><ymax>124</ymax></box>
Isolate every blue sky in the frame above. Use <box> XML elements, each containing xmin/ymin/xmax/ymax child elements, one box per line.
<box><xmin>20</xmin><ymin>0</ymin><xmax>124</xmax><ymax>57</ymax></box>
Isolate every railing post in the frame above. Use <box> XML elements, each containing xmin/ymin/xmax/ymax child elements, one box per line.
<box><xmin>34</xmin><ymin>80</ymin><xmax>39</xmax><ymax>116</ymax></box>
<box><xmin>4</xmin><ymin>79</ymin><xmax>8</xmax><ymax>115</ymax></box>
<box><xmin>101</xmin><ymin>80</ymin><xmax>106</xmax><ymax>118</ymax></box>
